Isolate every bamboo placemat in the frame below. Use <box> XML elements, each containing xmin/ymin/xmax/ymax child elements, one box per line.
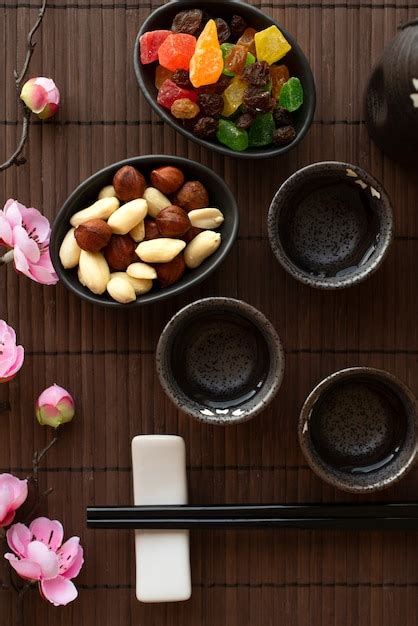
<box><xmin>1</xmin><ymin>1</ymin><xmax>418</xmax><ymax>624</ymax></box>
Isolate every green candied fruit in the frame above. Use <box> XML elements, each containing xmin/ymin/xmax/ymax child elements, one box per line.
<box><xmin>279</xmin><ymin>77</ymin><xmax>304</xmax><ymax>112</ymax></box>
<box><xmin>245</xmin><ymin>52</ymin><xmax>256</xmax><ymax>66</ymax></box>
<box><xmin>217</xmin><ymin>119</ymin><xmax>249</xmax><ymax>151</ymax></box>
<box><xmin>248</xmin><ymin>112</ymin><xmax>275</xmax><ymax>147</ymax></box>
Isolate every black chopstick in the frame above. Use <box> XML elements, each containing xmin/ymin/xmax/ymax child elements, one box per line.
<box><xmin>87</xmin><ymin>503</ymin><xmax>418</xmax><ymax>521</ymax></box>
<box><xmin>86</xmin><ymin>516</ymin><xmax>418</xmax><ymax>530</ymax></box>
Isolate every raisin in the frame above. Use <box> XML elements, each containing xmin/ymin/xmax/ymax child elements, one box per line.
<box><xmin>172</xmin><ymin>9</ymin><xmax>204</xmax><ymax>35</ymax></box>
<box><xmin>242</xmin><ymin>61</ymin><xmax>271</xmax><ymax>86</ymax></box>
<box><xmin>197</xmin><ymin>93</ymin><xmax>224</xmax><ymax>117</ymax></box>
<box><xmin>273</xmin><ymin>106</ymin><xmax>293</xmax><ymax>127</ymax></box>
<box><xmin>243</xmin><ymin>87</ymin><xmax>274</xmax><ymax>113</ymax></box>
<box><xmin>199</xmin><ymin>74</ymin><xmax>232</xmax><ymax>95</ymax></box>
<box><xmin>272</xmin><ymin>125</ymin><xmax>297</xmax><ymax>145</ymax></box>
<box><xmin>230</xmin><ymin>14</ymin><xmax>247</xmax><ymax>38</ymax></box>
<box><xmin>193</xmin><ymin>116</ymin><xmax>219</xmax><ymax>138</ymax></box>
<box><xmin>235</xmin><ymin>113</ymin><xmax>254</xmax><ymax>130</ymax></box>
<box><xmin>215</xmin><ymin>18</ymin><xmax>231</xmax><ymax>44</ymax></box>
<box><xmin>172</xmin><ymin>69</ymin><xmax>193</xmax><ymax>89</ymax></box>
<box><xmin>171</xmin><ymin>98</ymin><xmax>200</xmax><ymax>119</ymax></box>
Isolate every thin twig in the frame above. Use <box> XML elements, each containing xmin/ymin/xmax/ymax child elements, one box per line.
<box><xmin>32</xmin><ymin>430</ymin><xmax>60</xmax><ymax>481</ymax></box>
<box><xmin>0</xmin><ymin>0</ymin><xmax>48</xmax><ymax>172</ymax></box>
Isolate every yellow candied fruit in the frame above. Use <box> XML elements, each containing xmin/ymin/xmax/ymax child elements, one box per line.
<box><xmin>254</xmin><ymin>25</ymin><xmax>291</xmax><ymax>65</ymax></box>
<box><xmin>222</xmin><ymin>77</ymin><xmax>247</xmax><ymax>117</ymax></box>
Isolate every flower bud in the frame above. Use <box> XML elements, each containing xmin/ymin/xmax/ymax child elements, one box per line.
<box><xmin>36</xmin><ymin>384</ymin><xmax>75</xmax><ymax>428</ymax></box>
<box><xmin>20</xmin><ymin>77</ymin><xmax>60</xmax><ymax>120</ymax></box>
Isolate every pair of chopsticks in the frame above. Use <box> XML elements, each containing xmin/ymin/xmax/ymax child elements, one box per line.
<box><xmin>86</xmin><ymin>503</ymin><xmax>418</xmax><ymax>530</ymax></box>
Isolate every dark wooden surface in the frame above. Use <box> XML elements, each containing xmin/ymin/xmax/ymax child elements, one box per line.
<box><xmin>1</xmin><ymin>1</ymin><xmax>418</xmax><ymax>624</ymax></box>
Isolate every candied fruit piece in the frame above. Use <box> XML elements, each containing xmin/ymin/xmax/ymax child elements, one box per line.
<box><xmin>248</xmin><ymin>112</ymin><xmax>275</xmax><ymax>147</ymax></box>
<box><xmin>222</xmin><ymin>76</ymin><xmax>247</xmax><ymax>117</ymax></box>
<box><xmin>172</xmin><ymin>69</ymin><xmax>193</xmax><ymax>89</ymax></box>
<box><xmin>224</xmin><ymin>44</ymin><xmax>247</xmax><ymax>76</ymax></box>
<box><xmin>215</xmin><ymin>18</ymin><xmax>231</xmax><ymax>44</ymax></box>
<box><xmin>243</xmin><ymin>86</ymin><xmax>274</xmax><ymax>114</ymax></box>
<box><xmin>242</xmin><ymin>60</ymin><xmax>271</xmax><ymax>86</ymax></box>
<box><xmin>157</xmin><ymin>79</ymin><xmax>198</xmax><ymax>109</ymax></box>
<box><xmin>217</xmin><ymin>119</ymin><xmax>249</xmax><ymax>151</ymax></box>
<box><xmin>237</xmin><ymin>27</ymin><xmax>257</xmax><ymax>55</ymax></box>
<box><xmin>155</xmin><ymin>65</ymin><xmax>173</xmax><ymax>89</ymax></box>
<box><xmin>221</xmin><ymin>43</ymin><xmax>235</xmax><ymax>77</ymax></box>
<box><xmin>255</xmin><ymin>25</ymin><xmax>291</xmax><ymax>65</ymax></box>
<box><xmin>273</xmin><ymin>125</ymin><xmax>296</xmax><ymax>145</ymax></box>
<box><xmin>171</xmin><ymin>98</ymin><xmax>200</xmax><ymax>119</ymax></box>
<box><xmin>189</xmin><ymin>19</ymin><xmax>223</xmax><ymax>88</ymax></box>
<box><xmin>279</xmin><ymin>77</ymin><xmax>304</xmax><ymax>111</ymax></box>
<box><xmin>271</xmin><ymin>65</ymin><xmax>290</xmax><ymax>100</ymax></box>
<box><xmin>197</xmin><ymin>93</ymin><xmax>224</xmax><ymax>117</ymax></box>
<box><xmin>193</xmin><ymin>116</ymin><xmax>218</xmax><ymax>138</ymax></box>
<box><xmin>172</xmin><ymin>9</ymin><xmax>204</xmax><ymax>36</ymax></box>
<box><xmin>140</xmin><ymin>30</ymin><xmax>171</xmax><ymax>64</ymax></box>
<box><xmin>231</xmin><ymin>15</ymin><xmax>247</xmax><ymax>38</ymax></box>
<box><xmin>158</xmin><ymin>33</ymin><xmax>196</xmax><ymax>71</ymax></box>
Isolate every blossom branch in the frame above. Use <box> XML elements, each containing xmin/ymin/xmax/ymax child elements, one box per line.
<box><xmin>0</xmin><ymin>0</ymin><xmax>48</xmax><ymax>173</ymax></box>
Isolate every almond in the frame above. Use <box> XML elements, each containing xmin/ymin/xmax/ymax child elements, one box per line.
<box><xmin>143</xmin><ymin>187</ymin><xmax>171</xmax><ymax>218</ymax></box>
<box><xmin>110</xmin><ymin>272</ymin><xmax>153</xmax><ymax>296</ymax></box>
<box><xmin>127</xmin><ymin>262</ymin><xmax>157</xmax><ymax>280</ymax></box>
<box><xmin>59</xmin><ymin>228</ymin><xmax>81</xmax><ymax>269</ymax></box>
<box><xmin>74</xmin><ymin>218</ymin><xmax>112</xmax><ymax>252</ymax></box>
<box><xmin>184</xmin><ymin>231</ymin><xmax>221</xmax><ymax>268</ymax></box>
<box><xmin>130</xmin><ymin>220</ymin><xmax>145</xmax><ymax>242</ymax></box>
<box><xmin>107</xmin><ymin>198</ymin><xmax>148</xmax><ymax>235</ymax></box>
<box><xmin>135</xmin><ymin>238</ymin><xmax>186</xmax><ymax>264</ymax></box>
<box><xmin>188</xmin><ymin>208</ymin><xmax>224</xmax><ymax>230</ymax></box>
<box><xmin>156</xmin><ymin>205</ymin><xmax>191</xmax><ymax>237</ymax></box>
<box><xmin>70</xmin><ymin>197</ymin><xmax>120</xmax><ymax>227</ymax></box>
<box><xmin>98</xmin><ymin>185</ymin><xmax>116</xmax><ymax>200</ymax></box>
<box><xmin>103</xmin><ymin>235</ymin><xmax>137</xmax><ymax>270</ymax></box>
<box><xmin>151</xmin><ymin>166</ymin><xmax>185</xmax><ymax>195</ymax></box>
<box><xmin>154</xmin><ymin>254</ymin><xmax>186</xmax><ymax>288</ymax></box>
<box><xmin>107</xmin><ymin>276</ymin><xmax>136</xmax><ymax>304</ymax></box>
<box><xmin>78</xmin><ymin>251</ymin><xmax>110</xmax><ymax>294</ymax></box>
<box><xmin>113</xmin><ymin>165</ymin><xmax>146</xmax><ymax>202</ymax></box>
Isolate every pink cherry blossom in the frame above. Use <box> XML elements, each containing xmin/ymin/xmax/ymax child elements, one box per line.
<box><xmin>36</xmin><ymin>384</ymin><xmax>75</xmax><ymax>428</ymax></box>
<box><xmin>0</xmin><ymin>199</ymin><xmax>58</xmax><ymax>285</ymax></box>
<box><xmin>20</xmin><ymin>77</ymin><xmax>60</xmax><ymax>120</ymax></box>
<box><xmin>0</xmin><ymin>474</ymin><xmax>28</xmax><ymax>527</ymax></box>
<box><xmin>5</xmin><ymin>517</ymin><xmax>84</xmax><ymax>607</ymax></box>
<box><xmin>0</xmin><ymin>320</ymin><xmax>24</xmax><ymax>383</ymax></box>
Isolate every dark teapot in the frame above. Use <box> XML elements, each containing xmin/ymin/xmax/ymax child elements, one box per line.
<box><xmin>365</xmin><ymin>18</ymin><xmax>418</xmax><ymax>165</ymax></box>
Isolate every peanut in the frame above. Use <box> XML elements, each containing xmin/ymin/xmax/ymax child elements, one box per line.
<box><xmin>110</xmin><ymin>272</ymin><xmax>153</xmax><ymax>295</ymax></box>
<box><xmin>184</xmin><ymin>231</ymin><xmax>221</xmax><ymax>269</ymax></box>
<box><xmin>143</xmin><ymin>187</ymin><xmax>171</xmax><ymax>218</ymax></box>
<box><xmin>107</xmin><ymin>276</ymin><xmax>136</xmax><ymax>304</ymax></box>
<box><xmin>107</xmin><ymin>199</ymin><xmax>148</xmax><ymax>235</ymax></box>
<box><xmin>98</xmin><ymin>185</ymin><xmax>117</xmax><ymax>200</ymax></box>
<box><xmin>188</xmin><ymin>208</ymin><xmax>224</xmax><ymax>230</ymax></box>
<box><xmin>70</xmin><ymin>197</ymin><xmax>120</xmax><ymax>227</ymax></box>
<box><xmin>130</xmin><ymin>220</ymin><xmax>145</xmax><ymax>242</ymax></box>
<box><xmin>135</xmin><ymin>238</ymin><xmax>186</xmax><ymax>264</ymax></box>
<box><xmin>78</xmin><ymin>250</ymin><xmax>110</xmax><ymax>294</ymax></box>
<box><xmin>59</xmin><ymin>228</ymin><xmax>81</xmax><ymax>269</ymax></box>
<box><xmin>127</xmin><ymin>262</ymin><xmax>157</xmax><ymax>280</ymax></box>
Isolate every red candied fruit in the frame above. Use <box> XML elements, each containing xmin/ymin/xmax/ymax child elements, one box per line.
<box><xmin>157</xmin><ymin>79</ymin><xmax>198</xmax><ymax>110</ymax></box>
<box><xmin>140</xmin><ymin>30</ymin><xmax>171</xmax><ymax>64</ymax></box>
<box><xmin>158</xmin><ymin>33</ymin><xmax>197</xmax><ymax>71</ymax></box>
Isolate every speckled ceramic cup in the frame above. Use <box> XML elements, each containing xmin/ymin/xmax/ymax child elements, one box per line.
<box><xmin>156</xmin><ymin>298</ymin><xmax>285</xmax><ymax>425</ymax></box>
<box><xmin>268</xmin><ymin>162</ymin><xmax>393</xmax><ymax>289</ymax></box>
<box><xmin>299</xmin><ymin>368</ymin><xmax>418</xmax><ymax>493</ymax></box>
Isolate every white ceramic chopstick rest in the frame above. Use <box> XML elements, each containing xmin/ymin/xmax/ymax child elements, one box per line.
<box><xmin>131</xmin><ymin>435</ymin><xmax>191</xmax><ymax>603</ymax></box>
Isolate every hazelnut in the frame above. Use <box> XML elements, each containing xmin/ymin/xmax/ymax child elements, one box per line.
<box><xmin>174</xmin><ymin>181</ymin><xmax>209</xmax><ymax>211</ymax></box>
<box><xmin>156</xmin><ymin>205</ymin><xmax>191</xmax><ymax>237</ymax></box>
<box><xmin>144</xmin><ymin>219</ymin><xmax>161</xmax><ymax>240</ymax></box>
<box><xmin>74</xmin><ymin>218</ymin><xmax>112</xmax><ymax>252</ymax></box>
<box><xmin>113</xmin><ymin>165</ymin><xmax>146</xmax><ymax>202</ymax></box>
<box><xmin>182</xmin><ymin>226</ymin><xmax>202</xmax><ymax>243</ymax></box>
<box><xmin>154</xmin><ymin>254</ymin><xmax>186</xmax><ymax>288</ymax></box>
<box><xmin>103</xmin><ymin>234</ymin><xmax>137</xmax><ymax>270</ymax></box>
<box><xmin>150</xmin><ymin>166</ymin><xmax>185</xmax><ymax>195</ymax></box>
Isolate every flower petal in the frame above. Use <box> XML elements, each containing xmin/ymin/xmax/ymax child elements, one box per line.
<box><xmin>62</xmin><ymin>545</ymin><xmax>84</xmax><ymax>580</ymax></box>
<box><xmin>12</xmin><ymin>245</ymin><xmax>30</xmax><ymax>276</ymax></box>
<box><xmin>13</xmin><ymin>225</ymin><xmax>41</xmax><ymax>263</ymax></box>
<box><xmin>57</xmin><ymin>537</ymin><xmax>80</xmax><ymax>574</ymax></box>
<box><xmin>30</xmin><ymin>517</ymin><xmax>63</xmax><ymax>551</ymax></box>
<box><xmin>20</xmin><ymin>207</ymin><xmax>51</xmax><ymax>244</ymax></box>
<box><xmin>40</xmin><ymin>576</ymin><xmax>78</xmax><ymax>607</ymax></box>
<box><xmin>5</xmin><ymin>554</ymin><xmax>42</xmax><ymax>581</ymax></box>
<box><xmin>27</xmin><ymin>541</ymin><xmax>59</xmax><ymax>580</ymax></box>
<box><xmin>4</xmin><ymin>200</ymin><xmax>23</xmax><ymax>229</ymax></box>
<box><xmin>6</xmin><ymin>523</ymin><xmax>32</xmax><ymax>557</ymax></box>
<box><xmin>0</xmin><ymin>212</ymin><xmax>13</xmax><ymax>246</ymax></box>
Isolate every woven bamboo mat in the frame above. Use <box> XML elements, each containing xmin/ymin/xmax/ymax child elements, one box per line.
<box><xmin>1</xmin><ymin>0</ymin><xmax>418</xmax><ymax>624</ymax></box>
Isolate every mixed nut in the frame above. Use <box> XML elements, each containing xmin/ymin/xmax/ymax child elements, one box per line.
<box><xmin>59</xmin><ymin>164</ymin><xmax>224</xmax><ymax>303</ymax></box>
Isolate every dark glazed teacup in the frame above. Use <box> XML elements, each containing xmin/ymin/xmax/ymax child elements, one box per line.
<box><xmin>299</xmin><ymin>368</ymin><xmax>418</xmax><ymax>493</ymax></box>
<box><xmin>156</xmin><ymin>297</ymin><xmax>285</xmax><ymax>425</ymax></box>
<box><xmin>268</xmin><ymin>162</ymin><xmax>393</xmax><ymax>289</ymax></box>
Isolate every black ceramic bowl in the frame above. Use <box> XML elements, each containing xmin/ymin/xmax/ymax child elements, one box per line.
<box><xmin>50</xmin><ymin>156</ymin><xmax>239</xmax><ymax>307</ymax></box>
<box><xmin>134</xmin><ymin>0</ymin><xmax>316</xmax><ymax>159</ymax></box>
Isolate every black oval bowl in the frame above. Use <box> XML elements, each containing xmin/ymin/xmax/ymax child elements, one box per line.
<box><xmin>50</xmin><ymin>155</ymin><xmax>239</xmax><ymax>308</ymax></box>
<box><xmin>134</xmin><ymin>0</ymin><xmax>316</xmax><ymax>159</ymax></box>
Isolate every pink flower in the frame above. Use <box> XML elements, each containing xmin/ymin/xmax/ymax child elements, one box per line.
<box><xmin>0</xmin><ymin>320</ymin><xmax>24</xmax><ymax>383</ymax></box>
<box><xmin>5</xmin><ymin>517</ymin><xmax>84</xmax><ymax>607</ymax></box>
<box><xmin>36</xmin><ymin>384</ymin><xmax>75</xmax><ymax>428</ymax></box>
<box><xmin>0</xmin><ymin>199</ymin><xmax>58</xmax><ymax>285</ymax></box>
<box><xmin>20</xmin><ymin>77</ymin><xmax>60</xmax><ymax>120</ymax></box>
<box><xmin>0</xmin><ymin>474</ymin><xmax>28</xmax><ymax>527</ymax></box>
